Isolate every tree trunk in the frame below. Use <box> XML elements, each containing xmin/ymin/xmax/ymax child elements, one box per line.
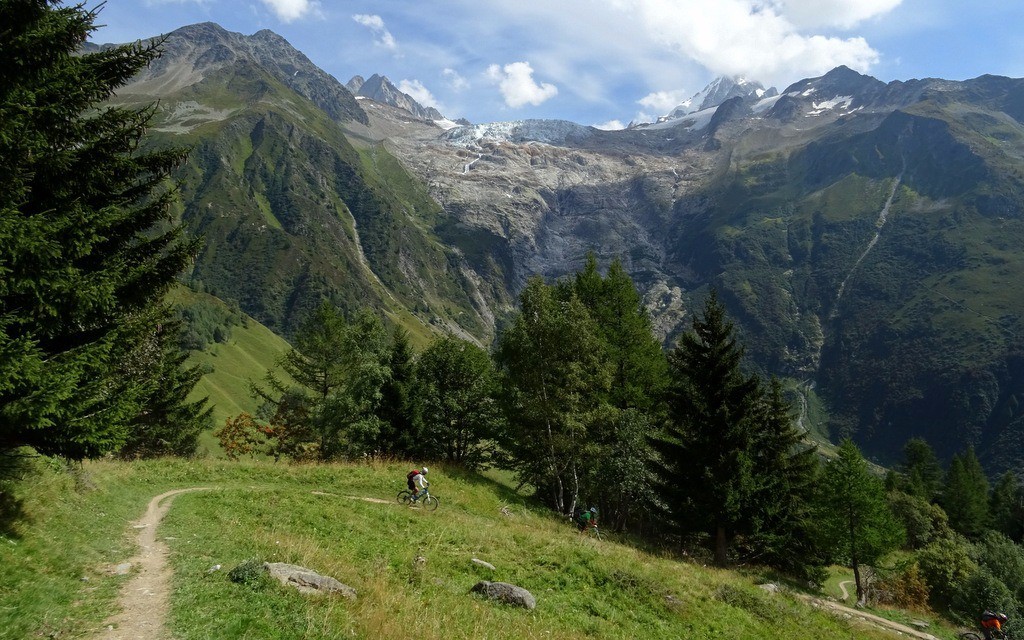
<box><xmin>714</xmin><ymin>525</ymin><xmax>728</xmax><ymax>566</ymax></box>
<box><xmin>853</xmin><ymin>557</ymin><xmax>866</xmax><ymax>607</ymax></box>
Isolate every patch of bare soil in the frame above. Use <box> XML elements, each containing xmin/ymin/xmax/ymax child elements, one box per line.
<box><xmin>96</xmin><ymin>488</ymin><xmax>209</xmax><ymax>639</ymax></box>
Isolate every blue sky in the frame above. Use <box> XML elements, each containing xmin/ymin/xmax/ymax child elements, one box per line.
<box><xmin>91</xmin><ymin>0</ymin><xmax>1024</xmax><ymax>129</ymax></box>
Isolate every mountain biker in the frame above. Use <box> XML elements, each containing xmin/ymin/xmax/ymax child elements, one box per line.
<box><xmin>407</xmin><ymin>467</ymin><xmax>429</xmax><ymax>499</ymax></box>
<box><xmin>577</xmin><ymin>506</ymin><xmax>598</xmax><ymax>532</ymax></box>
<box><xmin>981</xmin><ymin>610</ymin><xmax>1009</xmax><ymax>640</ymax></box>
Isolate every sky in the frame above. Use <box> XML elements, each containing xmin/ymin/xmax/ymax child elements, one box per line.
<box><xmin>90</xmin><ymin>0</ymin><xmax>1024</xmax><ymax>129</ymax></box>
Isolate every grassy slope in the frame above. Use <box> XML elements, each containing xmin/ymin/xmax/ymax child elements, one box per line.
<box><xmin>0</xmin><ymin>458</ymin><xmax>954</xmax><ymax>640</ymax></box>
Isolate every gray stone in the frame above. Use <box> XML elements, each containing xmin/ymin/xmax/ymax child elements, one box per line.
<box><xmin>471</xmin><ymin>558</ymin><xmax>496</xmax><ymax>571</ymax></box>
<box><xmin>471</xmin><ymin>580</ymin><xmax>536</xmax><ymax>610</ymax></box>
<box><xmin>114</xmin><ymin>562</ymin><xmax>133</xmax><ymax>575</ymax></box>
<box><xmin>758</xmin><ymin>582</ymin><xmax>780</xmax><ymax>593</ymax></box>
<box><xmin>263</xmin><ymin>562</ymin><xmax>356</xmax><ymax>599</ymax></box>
<box><xmin>909</xmin><ymin>620</ymin><xmax>929</xmax><ymax>630</ymax></box>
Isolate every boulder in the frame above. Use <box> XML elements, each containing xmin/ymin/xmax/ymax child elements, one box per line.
<box><xmin>471</xmin><ymin>580</ymin><xmax>536</xmax><ymax>609</ymax></box>
<box><xmin>263</xmin><ymin>562</ymin><xmax>356</xmax><ymax>599</ymax></box>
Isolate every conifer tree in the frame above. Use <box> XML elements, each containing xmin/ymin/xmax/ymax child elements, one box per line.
<box><xmin>942</xmin><ymin>447</ymin><xmax>991</xmax><ymax>539</ymax></box>
<box><xmin>816</xmin><ymin>439</ymin><xmax>904</xmax><ymax>605</ymax></box>
<box><xmin>565</xmin><ymin>254</ymin><xmax>667</xmax><ymax>530</ymax></box>
<box><xmin>989</xmin><ymin>471</ymin><xmax>1023</xmax><ymax>542</ymax></box>
<box><xmin>0</xmin><ymin>0</ymin><xmax>198</xmax><ymax>458</ymax></box>
<box><xmin>901</xmin><ymin>438</ymin><xmax>944</xmax><ymax>502</ymax></box>
<box><xmin>377</xmin><ymin>327</ymin><xmax>418</xmax><ymax>456</ymax></box>
<box><xmin>652</xmin><ymin>288</ymin><xmax>762</xmax><ymax>566</ymax></box>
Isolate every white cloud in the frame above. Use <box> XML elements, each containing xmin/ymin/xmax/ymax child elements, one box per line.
<box><xmin>594</xmin><ymin>120</ymin><xmax>626</xmax><ymax>131</ymax></box>
<box><xmin>638</xmin><ymin>89</ymin><xmax>691</xmax><ymax>114</ymax></box>
<box><xmin>486</xmin><ymin>61</ymin><xmax>558</xmax><ymax>108</ymax></box>
<box><xmin>773</xmin><ymin>0</ymin><xmax>904</xmax><ymax>30</ymax></box>
<box><xmin>261</xmin><ymin>0</ymin><xmax>318</xmax><ymax>22</ymax></box>
<box><xmin>398</xmin><ymin>79</ymin><xmax>443</xmax><ymax>110</ymax></box>
<box><xmin>443</xmin><ymin>68</ymin><xmax>469</xmax><ymax>92</ymax></box>
<box><xmin>352</xmin><ymin>14</ymin><xmax>397</xmax><ymax>51</ymax></box>
<box><xmin>613</xmin><ymin>0</ymin><xmax>893</xmax><ymax>83</ymax></box>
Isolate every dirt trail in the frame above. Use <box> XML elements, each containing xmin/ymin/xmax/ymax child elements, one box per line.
<box><xmin>795</xmin><ymin>593</ymin><xmax>939</xmax><ymax>640</ymax></box>
<box><xmin>97</xmin><ymin>487</ymin><xmax>210</xmax><ymax>639</ymax></box>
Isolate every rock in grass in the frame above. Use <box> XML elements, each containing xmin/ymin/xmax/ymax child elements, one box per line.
<box><xmin>263</xmin><ymin>562</ymin><xmax>357</xmax><ymax>599</ymax></box>
<box><xmin>471</xmin><ymin>558</ymin><xmax>496</xmax><ymax>571</ymax></box>
<box><xmin>471</xmin><ymin>580</ymin><xmax>536</xmax><ymax>609</ymax></box>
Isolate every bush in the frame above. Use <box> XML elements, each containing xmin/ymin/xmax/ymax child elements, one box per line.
<box><xmin>228</xmin><ymin>559</ymin><xmax>274</xmax><ymax>590</ymax></box>
<box><xmin>888</xmin><ymin>490</ymin><xmax>953</xmax><ymax>549</ymax></box>
<box><xmin>872</xmin><ymin>561</ymin><xmax>930</xmax><ymax>609</ymax></box>
<box><xmin>948</xmin><ymin>565</ymin><xmax>1016</xmax><ymax>624</ymax></box>
<box><xmin>917</xmin><ymin>535</ymin><xmax>977</xmax><ymax>611</ymax></box>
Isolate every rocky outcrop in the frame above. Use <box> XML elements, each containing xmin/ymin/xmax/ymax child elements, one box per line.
<box><xmin>264</xmin><ymin>562</ymin><xmax>357</xmax><ymax>598</ymax></box>
<box><xmin>471</xmin><ymin>581</ymin><xmax>536</xmax><ymax>609</ymax></box>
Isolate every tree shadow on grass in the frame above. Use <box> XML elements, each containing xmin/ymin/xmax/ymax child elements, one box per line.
<box><xmin>440</xmin><ymin>464</ymin><xmax>543</xmax><ymax>509</ymax></box>
<box><xmin>0</xmin><ymin>450</ymin><xmax>33</xmax><ymax>539</ymax></box>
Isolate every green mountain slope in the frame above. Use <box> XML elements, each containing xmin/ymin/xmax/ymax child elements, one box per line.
<box><xmin>114</xmin><ymin>24</ymin><xmax>491</xmax><ymax>344</ymax></box>
<box><xmin>3</xmin><ymin>458</ymin><xmax>909</xmax><ymax>639</ymax></box>
<box><xmin>669</xmin><ymin>76</ymin><xmax>1024</xmax><ymax>470</ymax></box>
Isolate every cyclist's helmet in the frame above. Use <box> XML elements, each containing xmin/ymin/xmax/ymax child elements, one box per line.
<box><xmin>422</xmin><ymin>467</ymin><xmax>429</xmax><ymax>475</ymax></box>
<box><xmin>999</xmin><ymin>613</ymin><xmax>1009</xmax><ymax>624</ymax></box>
<box><xmin>590</xmin><ymin>507</ymin><xmax>597</xmax><ymax>513</ymax></box>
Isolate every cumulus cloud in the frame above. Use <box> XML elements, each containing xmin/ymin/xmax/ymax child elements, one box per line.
<box><xmin>610</xmin><ymin>0</ymin><xmax>897</xmax><ymax>83</ymax></box>
<box><xmin>486</xmin><ymin>61</ymin><xmax>558</xmax><ymax>108</ymax></box>
<box><xmin>772</xmin><ymin>0</ymin><xmax>904</xmax><ymax>30</ymax></box>
<box><xmin>353</xmin><ymin>14</ymin><xmax>397</xmax><ymax>51</ymax></box>
<box><xmin>261</xmin><ymin>0</ymin><xmax>318</xmax><ymax>22</ymax></box>
<box><xmin>443</xmin><ymin>68</ymin><xmax>470</xmax><ymax>92</ymax></box>
<box><xmin>638</xmin><ymin>89</ymin><xmax>691</xmax><ymax>114</ymax></box>
<box><xmin>398</xmin><ymin>79</ymin><xmax>443</xmax><ymax>110</ymax></box>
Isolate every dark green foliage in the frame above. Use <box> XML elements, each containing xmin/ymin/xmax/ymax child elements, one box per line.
<box><xmin>744</xmin><ymin>377</ymin><xmax>821</xmax><ymax>576</ymax></box>
<box><xmin>563</xmin><ymin>255</ymin><xmax>667</xmax><ymax>531</ymax></box>
<box><xmin>414</xmin><ymin>335</ymin><xmax>501</xmax><ymax>469</ymax></box>
<box><xmin>989</xmin><ymin>472</ymin><xmax>1024</xmax><ymax>542</ymax></box>
<box><xmin>942</xmin><ymin>447</ymin><xmax>991</xmax><ymax>539</ymax></box>
<box><xmin>975</xmin><ymin>531</ymin><xmax>1024</xmax><ymax>605</ymax></box>
<box><xmin>118</xmin><ymin>313</ymin><xmax>213</xmax><ymax>458</ymax></box>
<box><xmin>376</xmin><ymin>327</ymin><xmax>419</xmax><ymax>457</ymax></box>
<box><xmin>176</xmin><ymin>294</ymin><xmax>243</xmax><ymax>351</ymax></box>
<box><xmin>228</xmin><ymin>559</ymin><xmax>273</xmax><ymax>590</ymax></box>
<box><xmin>654</xmin><ymin>288</ymin><xmax>761</xmax><ymax>566</ymax></box>
<box><xmin>0</xmin><ymin>0</ymin><xmax>199</xmax><ymax>458</ymax></box>
<box><xmin>494</xmin><ymin>276</ymin><xmax>611</xmax><ymax>515</ymax></box>
<box><xmin>254</xmin><ymin>302</ymin><xmax>390</xmax><ymax>459</ymax></box>
<box><xmin>900</xmin><ymin>438</ymin><xmax>944</xmax><ymax>502</ymax></box>
<box><xmin>815</xmin><ymin>439</ymin><xmax>904</xmax><ymax>604</ymax></box>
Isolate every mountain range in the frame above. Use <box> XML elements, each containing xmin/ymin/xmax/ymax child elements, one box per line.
<box><xmin>102</xmin><ymin>22</ymin><xmax>1024</xmax><ymax>472</ymax></box>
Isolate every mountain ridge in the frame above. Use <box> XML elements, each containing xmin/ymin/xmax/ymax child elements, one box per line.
<box><xmin>100</xmin><ymin>21</ymin><xmax>1024</xmax><ymax>472</ymax></box>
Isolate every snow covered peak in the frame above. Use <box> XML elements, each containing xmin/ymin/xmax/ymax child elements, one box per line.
<box><xmin>659</xmin><ymin>76</ymin><xmax>777</xmax><ymax>123</ymax></box>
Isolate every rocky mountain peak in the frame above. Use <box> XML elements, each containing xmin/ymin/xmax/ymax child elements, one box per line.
<box><xmin>660</xmin><ymin>76</ymin><xmax>777</xmax><ymax>123</ymax></box>
<box><xmin>346</xmin><ymin>73</ymin><xmax>445</xmax><ymax>122</ymax></box>
<box><xmin>108</xmin><ymin>22</ymin><xmax>368</xmax><ymax>125</ymax></box>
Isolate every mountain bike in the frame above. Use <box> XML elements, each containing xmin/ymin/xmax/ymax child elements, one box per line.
<box><xmin>960</xmin><ymin>631</ymin><xmax>1013</xmax><ymax>640</ymax></box>
<box><xmin>397</xmin><ymin>488</ymin><xmax>440</xmax><ymax>511</ymax></box>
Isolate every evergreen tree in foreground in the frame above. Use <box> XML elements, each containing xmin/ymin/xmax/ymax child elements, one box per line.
<box><xmin>0</xmin><ymin>0</ymin><xmax>199</xmax><ymax>458</ymax></box>
<box><xmin>652</xmin><ymin>289</ymin><xmax>763</xmax><ymax>566</ymax></box>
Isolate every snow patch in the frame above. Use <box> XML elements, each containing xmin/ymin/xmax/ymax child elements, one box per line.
<box><xmin>807</xmin><ymin>95</ymin><xmax>854</xmax><ymax>117</ymax></box>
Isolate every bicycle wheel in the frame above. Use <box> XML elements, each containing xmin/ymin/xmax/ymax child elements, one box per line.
<box><xmin>959</xmin><ymin>633</ymin><xmax>983</xmax><ymax>640</ymax></box>
<box><xmin>397</xmin><ymin>490</ymin><xmax>412</xmax><ymax>504</ymax></box>
<box><xmin>421</xmin><ymin>494</ymin><xmax>440</xmax><ymax>511</ymax></box>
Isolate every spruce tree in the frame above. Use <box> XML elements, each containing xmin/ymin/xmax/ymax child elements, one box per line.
<box><xmin>942</xmin><ymin>447</ymin><xmax>991</xmax><ymax>538</ymax></box>
<box><xmin>901</xmin><ymin>438</ymin><xmax>944</xmax><ymax>501</ymax></box>
<box><xmin>377</xmin><ymin>326</ymin><xmax>418</xmax><ymax>456</ymax></box>
<box><xmin>0</xmin><ymin>0</ymin><xmax>198</xmax><ymax>458</ymax></box>
<box><xmin>990</xmin><ymin>472</ymin><xmax>1023</xmax><ymax>542</ymax></box>
<box><xmin>652</xmin><ymin>288</ymin><xmax>761</xmax><ymax>566</ymax></box>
